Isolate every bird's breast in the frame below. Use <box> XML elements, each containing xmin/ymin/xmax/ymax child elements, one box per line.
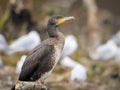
<box><xmin>39</xmin><ymin>46</ymin><xmax>62</xmax><ymax>81</ymax></box>
<box><xmin>54</xmin><ymin>45</ymin><xmax>62</xmax><ymax>63</ymax></box>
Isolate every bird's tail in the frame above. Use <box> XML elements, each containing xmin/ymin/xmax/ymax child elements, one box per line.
<box><xmin>11</xmin><ymin>85</ymin><xmax>15</xmax><ymax>90</ymax></box>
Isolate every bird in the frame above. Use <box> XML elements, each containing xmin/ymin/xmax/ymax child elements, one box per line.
<box><xmin>60</xmin><ymin>56</ymin><xmax>79</xmax><ymax>68</ymax></box>
<box><xmin>11</xmin><ymin>15</ymin><xmax>74</xmax><ymax>90</ymax></box>
<box><xmin>16</xmin><ymin>55</ymin><xmax>27</xmax><ymax>74</ymax></box>
<box><xmin>115</xmin><ymin>47</ymin><xmax>120</xmax><ymax>61</ymax></box>
<box><xmin>70</xmin><ymin>64</ymin><xmax>87</xmax><ymax>83</ymax></box>
<box><xmin>60</xmin><ymin>56</ymin><xmax>87</xmax><ymax>83</ymax></box>
<box><xmin>62</xmin><ymin>35</ymin><xmax>78</xmax><ymax>57</ymax></box>
<box><xmin>16</xmin><ymin>35</ymin><xmax>78</xmax><ymax>75</ymax></box>
<box><xmin>89</xmin><ymin>40</ymin><xmax>117</xmax><ymax>60</ymax></box>
<box><xmin>7</xmin><ymin>30</ymin><xmax>41</xmax><ymax>55</ymax></box>
<box><xmin>111</xmin><ymin>31</ymin><xmax>120</xmax><ymax>46</ymax></box>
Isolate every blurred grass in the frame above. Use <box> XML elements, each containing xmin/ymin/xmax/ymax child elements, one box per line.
<box><xmin>0</xmin><ymin>8</ymin><xmax>9</xmax><ymax>29</ymax></box>
<box><xmin>0</xmin><ymin>1</ymin><xmax>9</xmax><ymax>30</ymax></box>
<box><xmin>1</xmin><ymin>52</ymin><xmax>27</xmax><ymax>65</ymax></box>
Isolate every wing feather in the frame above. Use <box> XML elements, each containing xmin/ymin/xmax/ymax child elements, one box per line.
<box><xmin>19</xmin><ymin>45</ymin><xmax>54</xmax><ymax>81</ymax></box>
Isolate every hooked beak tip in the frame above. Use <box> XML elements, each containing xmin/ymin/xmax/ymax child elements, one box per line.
<box><xmin>63</xmin><ymin>16</ymin><xmax>75</xmax><ymax>21</ymax></box>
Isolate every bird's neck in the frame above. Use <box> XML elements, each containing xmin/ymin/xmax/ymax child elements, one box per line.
<box><xmin>47</xmin><ymin>25</ymin><xmax>59</xmax><ymax>37</ymax></box>
<box><xmin>47</xmin><ymin>24</ymin><xmax>65</xmax><ymax>47</ymax></box>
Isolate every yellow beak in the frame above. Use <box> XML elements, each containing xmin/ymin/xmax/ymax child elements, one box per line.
<box><xmin>57</xmin><ymin>16</ymin><xmax>75</xmax><ymax>25</ymax></box>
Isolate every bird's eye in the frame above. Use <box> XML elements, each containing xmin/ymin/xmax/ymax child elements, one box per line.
<box><xmin>53</xmin><ymin>19</ymin><xmax>57</xmax><ymax>23</ymax></box>
<box><xmin>51</xmin><ymin>19</ymin><xmax>57</xmax><ymax>25</ymax></box>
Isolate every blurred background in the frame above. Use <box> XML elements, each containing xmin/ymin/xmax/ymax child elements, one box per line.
<box><xmin>0</xmin><ymin>0</ymin><xmax>120</xmax><ymax>90</ymax></box>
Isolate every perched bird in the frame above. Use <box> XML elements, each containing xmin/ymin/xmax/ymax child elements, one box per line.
<box><xmin>62</xmin><ymin>35</ymin><xmax>78</xmax><ymax>57</ymax></box>
<box><xmin>11</xmin><ymin>15</ymin><xmax>74</xmax><ymax>90</ymax></box>
<box><xmin>0</xmin><ymin>34</ymin><xmax>8</xmax><ymax>52</ymax></box>
<box><xmin>16</xmin><ymin>35</ymin><xmax>78</xmax><ymax>75</ymax></box>
<box><xmin>16</xmin><ymin>55</ymin><xmax>27</xmax><ymax>74</ymax></box>
<box><xmin>7</xmin><ymin>31</ymin><xmax>41</xmax><ymax>55</ymax></box>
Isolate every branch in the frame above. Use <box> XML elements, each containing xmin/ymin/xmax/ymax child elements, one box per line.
<box><xmin>15</xmin><ymin>81</ymin><xmax>47</xmax><ymax>90</ymax></box>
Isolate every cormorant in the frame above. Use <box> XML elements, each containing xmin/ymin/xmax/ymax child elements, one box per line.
<box><xmin>11</xmin><ymin>15</ymin><xmax>74</xmax><ymax>90</ymax></box>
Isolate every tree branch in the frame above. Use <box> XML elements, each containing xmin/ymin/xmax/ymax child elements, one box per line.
<box><xmin>15</xmin><ymin>81</ymin><xmax>47</xmax><ymax>90</ymax></box>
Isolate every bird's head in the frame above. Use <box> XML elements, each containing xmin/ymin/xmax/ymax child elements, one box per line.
<box><xmin>47</xmin><ymin>15</ymin><xmax>75</xmax><ymax>27</ymax></box>
<box><xmin>47</xmin><ymin>15</ymin><xmax>75</xmax><ymax>37</ymax></box>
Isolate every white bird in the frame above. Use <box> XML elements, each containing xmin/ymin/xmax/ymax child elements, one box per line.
<box><xmin>16</xmin><ymin>55</ymin><xmax>27</xmax><ymax>74</ymax></box>
<box><xmin>7</xmin><ymin>31</ymin><xmax>41</xmax><ymax>55</ymax></box>
<box><xmin>60</xmin><ymin>56</ymin><xmax>87</xmax><ymax>83</ymax></box>
<box><xmin>62</xmin><ymin>35</ymin><xmax>78</xmax><ymax>57</ymax></box>
<box><xmin>60</xmin><ymin>56</ymin><xmax>79</xmax><ymax>68</ymax></box>
<box><xmin>70</xmin><ymin>64</ymin><xmax>87</xmax><ymax>83</ymax></box>
<box><xmin>0</xmin><ymin>34</ymin><xmax>8</xmax><ymax>52</ymax></box>
<box><xmin>111</xmin><ymin>31</ymin><xmax>120</xmax><ymax>46</ymax></box>
<box><xmin>89</xmin><ymin>40</ymin><xmax>117</xmax><ymax>60</ymax></box>
<box><xmin>115</xmin><ymin>47</ymin><xmax>120</xmax><ymax>61</ymax></box>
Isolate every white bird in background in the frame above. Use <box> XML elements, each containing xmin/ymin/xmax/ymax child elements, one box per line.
<box><xmin>70</xmin><ymin>64</ymin><xmax>87</xmax><ymax>83</ymax></box>
<box><xmin>16</xmin><ymin>55</ymin><xmax>27</xmax><ymax>74</ymax></box>
<box><xmin>90</xmin><ymin>40</ymin><xmax>117</xmax><ymax>60</ymax></box>
<box><xmin>62</xmin><ymin>35</ymin><xmax>78</xmax><ymax>57</ymax></box>
<box><xmin>60</xmin><ymin>56</ymin><xmax>79</xmax><ymax>68</ymax></box>
<box><xmin>60</xmin><ymin>35</ymin><xmax>87</xmax><ymax>83</ymax></box>
<box><xmin>0</xmin><ymin>34</ymin><xmax>8</xmax><ymax>52</ymax></box>
<box><xmin>60</xmin><ymin>56</ymin><xmax>87</xmax><ymax>83</ymax></box>
<box><xmin>7</xmin><ymin>31</ymin><xmax>41</xmax><ymax>55</ymax></box>
<box><xmin>111</xmin><ymin>31</ymin><xmax>120</xmax><ymax>46</ymax></box>
<box><xmin>115</xmin><ymin>47</ymin><xmax>120</xmax><ymax>61</ymax></box>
